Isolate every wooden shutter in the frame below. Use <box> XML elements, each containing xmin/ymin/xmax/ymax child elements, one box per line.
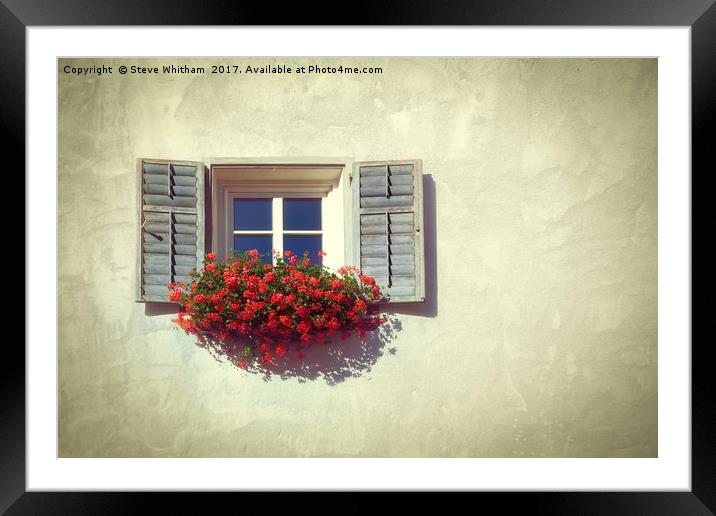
<box><xmin>137</xmin><ymin>158</ymin><xmax>205</xmax><ymax>303</ymax></box>
<box><xmin>353</xmin><ymin>160</ymin><xmax>425</xmax><ymax>303</ymax></box>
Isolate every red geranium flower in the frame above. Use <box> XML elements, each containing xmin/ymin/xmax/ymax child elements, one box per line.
<box><xmin>169</xmin><ymin>250</ymin><xmax>385</xmax><ymax>369</ymax></box>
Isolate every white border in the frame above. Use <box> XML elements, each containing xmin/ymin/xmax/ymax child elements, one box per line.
<box><xmin>28</xmin><ymin>27</ymin><xmax>690</xmax><ymax>490</ymax></box>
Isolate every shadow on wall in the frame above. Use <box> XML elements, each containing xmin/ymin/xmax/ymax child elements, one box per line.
<box><xmin>384</xmin><ymin>173</ymin><xmax>438</xmax><ymax>318</ymax></box>
<box><xmin>145</xmin><ymin>302</ymin><xmax>177</xmax><ymax>316</ymax></box>
<box><xmin>192</xmin><ymin>314</ymin><xmax>402</xmax><ymax>385</ymax></box>
<box><xmin>204</xmin><ymin>165</ymin><xmax>213</xmax><ymax>254</ymax></box>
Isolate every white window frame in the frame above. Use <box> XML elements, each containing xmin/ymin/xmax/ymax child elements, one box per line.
<box><xmin>229</xmin><ymin>193</ymin><xmax>324</xmax><ymax>262</ymax></box>
<box><xmin>209</xmin><ymin>159</ymin><xmax>353</xmax><ymax>271</ymax></box>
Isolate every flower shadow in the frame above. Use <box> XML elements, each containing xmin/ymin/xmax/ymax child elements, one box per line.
<box><xmin>194</xmin><ymin>314</ymin><xmax>403</xmax><ymax>385</ymax></box>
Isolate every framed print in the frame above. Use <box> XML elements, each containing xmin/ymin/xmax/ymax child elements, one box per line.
<box><xmin>9</xmin><ymin>0</ymin><xmax>709</xmax><ymax>513</ymax></box>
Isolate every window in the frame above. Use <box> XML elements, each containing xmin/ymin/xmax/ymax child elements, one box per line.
<box><xmin>232</xmin><ymin>196</ymin><xmax>323</xmax><ymax>265</ymax></box>
<box><xmin>137</xmin><ymin>158</ymin><xmax>425</xmax><ymax>304</ymax></box>
<box><xmin>211</xmin><ymin>163</ymin><xmax>344</xmax><ymax>271</ymax></box>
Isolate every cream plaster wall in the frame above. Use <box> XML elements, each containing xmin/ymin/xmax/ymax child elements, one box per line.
<box><xmin>58</xmin><ymin>58</ymin><xmax>657</xmax><ymax>457</ymax></box>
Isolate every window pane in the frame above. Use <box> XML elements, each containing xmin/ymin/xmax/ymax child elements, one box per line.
<box><xmin>283</xmin><ymin>235</ymin><xmax>322</xmax><ymax>266</ymax></box>
<box><xmin>283</xmin><ymin>198</ymin><xmax>321</xmax><ymax>230</ymax></box>
<box><xmin>234</xmin><ymin>198</ymin><xmax>272</xmax><ymax>230</ymax></box>
<box><xmin>233</xmin><ymin>235</ymin><xmax>273</xmax><ymax>263</ymax></box>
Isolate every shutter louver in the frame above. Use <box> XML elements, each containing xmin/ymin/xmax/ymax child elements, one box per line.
<box><xmin>137</xmin><ymin>159</ymin><xmax>205</xmax><ymax>303</ymax></box>
<box><xmin>353</xmin><ymin>160</ymin><xmax>425</xmax><ymax>303</ymax></box>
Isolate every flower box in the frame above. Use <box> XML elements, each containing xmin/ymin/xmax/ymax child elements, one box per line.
<box><xmin>168</xmin><ymin>250</ymin><xmax>384</xmax><ymax>366</ymax></box>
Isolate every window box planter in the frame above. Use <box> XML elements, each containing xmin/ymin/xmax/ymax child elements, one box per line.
<box><xmin>168</xmin><ymin>250</ymin><xmax>384</xmax><ymax>366</ymax></box>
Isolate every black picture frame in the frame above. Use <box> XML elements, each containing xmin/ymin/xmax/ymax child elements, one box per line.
<box><xmin>8</xmin><ymin>1</ymin><xmax>707</xmax><ymax>513</ymax></box>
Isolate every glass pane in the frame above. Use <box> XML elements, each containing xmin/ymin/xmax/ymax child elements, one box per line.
<box><xmin>233</xmin><ymin>235</ymin><xmax>273</xmax><ymax>263</ymax></box>
<box><xmin>283</xmin><ymin>235</ymin><xmax>322</xmax><ymax>266</ymax></box>
<box><xmin>234</xmin><ymin>198</ymin><xmax>272</xmax><ymax>230</ymax></box>
<box><xmin>283</xmin><ymin>198</ymin><xmax>321</xmax><ymax>230</ymax></box>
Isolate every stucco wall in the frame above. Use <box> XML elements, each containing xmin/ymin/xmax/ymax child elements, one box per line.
<box><xmin>58</xmin><ymin>58</ymin><xmax>657</xmax><ymax>457</ymax></box>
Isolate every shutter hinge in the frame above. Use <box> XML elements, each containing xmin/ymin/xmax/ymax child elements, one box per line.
<box><xmin>348</xmin><ymin>171</ymin><xmax>353</xmax><ymax>183</ymax></box>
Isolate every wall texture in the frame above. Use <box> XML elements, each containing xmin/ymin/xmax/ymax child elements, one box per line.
<box><xmin>58</xmin><ymin>58</ymin><xmax>657</xmax><ymax>457</ymax></box>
